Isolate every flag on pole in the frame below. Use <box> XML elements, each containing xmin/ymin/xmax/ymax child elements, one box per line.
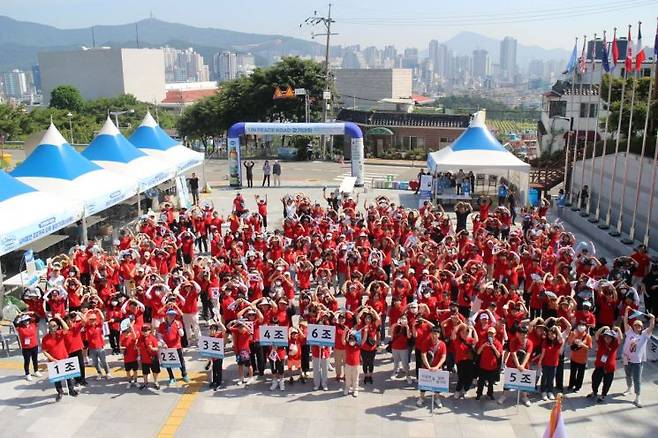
<box><xmin>602</xmin><ymin>32</ymin><xmax>610</xmax><ymax>73</ymax></box>
<box><xmin>635</xmin><ymin>22</ymin><xmax>646</xmax><ymax>71</ymax></box>
<box><xmin>611</xmin><ymin>29</ymin><xmax>619</xmax><ymax>69</ymax></box>
<box><xmin>578</xmin><ymin>37</ymin><xmax>587</xmax><ymax>74</ymax></box>
<box><xmin>564</xmin><ymin>40</ymin><xmax>578</xmax><ymax>74</ymax></box>
<box><xmin>625</xmin><ymin>26</ymin><xmax>634</xmax><ymax>73</ymax></box>
<box><xmin>543</xmin><ymin>395</ymin><xmax>568</xmax><ymax>438</ymax></box>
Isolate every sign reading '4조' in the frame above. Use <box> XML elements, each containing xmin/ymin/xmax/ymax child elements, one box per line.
<box><xmin>259</xmin><ymin>325</ymin><xmax>289</xmax><ymax>347</ymax></box>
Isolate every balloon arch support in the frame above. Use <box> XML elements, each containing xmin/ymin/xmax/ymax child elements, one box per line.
<box><xmin>226</xmin><ymin>122</ymin><xmax>364</xmax><ymax>187</ymax></box>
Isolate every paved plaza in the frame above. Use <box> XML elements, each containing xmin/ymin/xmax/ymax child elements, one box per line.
<box><xmin>1</xmin><ymin>162</ymin><xmax>657</xmax><ymax>438</ymax></box>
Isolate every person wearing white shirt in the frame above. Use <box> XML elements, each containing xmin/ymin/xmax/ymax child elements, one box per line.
<box><xmin>621</xmin><ymin>306</ymin><xmax>655</xmax><ymax>408</ymax></box>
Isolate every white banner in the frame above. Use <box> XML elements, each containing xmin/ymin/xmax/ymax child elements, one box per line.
<box><xmin>648</xmin><ymin>335</ymin><xmax>658</xmax><ymax>362</ymax></box>
<box><xmin>503</xmin><ymin>367</ymin><xmax>537</xmax><ymax>392</ymax></box>
<box><xmin>244</xmin><ymin>122</ymin><xmax>346</xmax><ymax>136</ymax></box>
<box><xmin>258</xmin><ymin>325</ymin><xmax>288</xmax><ymax>347</ymax></box>
<box><xmin>159</xmin><ymin>347</ymin><xmax>181</xmax><ymax>368</ymax></box>
<box><xmin>175</xmin><ymin>176</ymin><xmax>192</xmax><ymax>210</ymax></box>
<box><xmin>47</xmin><ymin>357</ymin><xmax>81</xmax><ymax>383</ymax></box>
<box><xmin>198</xmin><ymin>336</ymin><xmax>224</xmax><ymax>359</ymax></box>
<box><xmin>419</xmin><ymin>174</ymin><xmax>433</xmax><ymax>197</ymax></box>
<box><xmin>306</xmin><ymin>324</ymin><xmax>336</xmax><ymax>347</ymax></box>
<box><xmin>417</xmin><ymin>368</ymin><xmax>450</xmax><ymax>393</ymax></box>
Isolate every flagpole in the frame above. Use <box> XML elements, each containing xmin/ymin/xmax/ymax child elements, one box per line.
<box><xmin>580</xmin><ymin>33</ymin><xmax>597</xmax><ymax>216</ymax></box>
<box><xmin>603</xmin><ymin>25</ymin><xmax>631</xmax><ymax>229</ymax></box>
<box><xmin>569</xmin><ymin>35</ymin><xmax>587</xmax><ymax>208</ymax></box>
<box><xmin>593</xmin><ymin>30</ymin><xmax>614</xmax><ymax>223</ymax></box>
<box><xmin>643</xmin><ymin>133</ymin><xmax>658</xmax><ymax>247</ymax></box>
<box><xmin>563</xmin><ymin>36</ymin><xmax>578</xmax><ymax>199</ymax></box>
<box><xmin>629</xmin><ymin>22</ymin><xmax>654</xmax><ymax>242</ymax></box>
<box><xmin>613</xmin><ymin>30</ymin><xmax>639</xmax><ymax>238</ymax></box>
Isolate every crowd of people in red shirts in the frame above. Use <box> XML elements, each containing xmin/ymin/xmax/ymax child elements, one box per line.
<box><xmin>12</xmin><ymin>190</ymin><xmax>657</xmax><ymax>408</ymax></box>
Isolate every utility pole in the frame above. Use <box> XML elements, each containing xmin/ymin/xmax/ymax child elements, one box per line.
<box><xmin>303</xmin><ymin>4</ymin><xmax>337</xmax><ymax>160</ymax></box>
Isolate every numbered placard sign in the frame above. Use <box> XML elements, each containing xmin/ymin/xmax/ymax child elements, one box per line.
<box><xmin>159</xmin><ymin>348</ymin><xmax>182</xmax><ymax>368</ymax></box>
<box><xmin>210</xmin><ymin>287</ymin><xmax>220</xmax><ymax>300</ymax></box>
<box><xmin>259</xmin><ymin>325</ymin><xmax>288</xmax><ymax>347</ymax></box>
<box><xmin>417</xmin><ymin>368</ymin><xmax>449</xmax><ymax>393</ymax></box>
<box><xmin>47</xmin><ymin>357</ymin><xmax>81</xmax><ymax>383</ymax></box>
<box><xmin>307</xmin><ymin>324</ymin><xmax>336</xmax><ymax>347</ymax></box>
<box><xmin>503</xmin><ymin>367</ymin><xmax>537</xmax><ymax>392</ymax></box>
<box><xmin>198</xmin><ymin>336</ymin><xmax>224</xmax><ymax>359</ymax></box>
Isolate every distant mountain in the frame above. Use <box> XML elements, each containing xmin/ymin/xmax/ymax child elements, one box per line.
<box><xmin>0</xmin><ymin>16</ymin><xmax>323</xmax><ymax>70</ymax></box>
<box><xmin>443</xmin><ymin>31</ymin><xmax>571</xmax><ymax>67</ymax></box>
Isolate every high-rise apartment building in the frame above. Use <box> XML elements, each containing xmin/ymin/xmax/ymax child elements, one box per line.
<box><xmin>163</xmin><ymin>47</ymin><xmax>210</xmax><ymax>83</ymax></box>
<box><xmin>2</xmin><ymin>69</ymin><xmax>29</xmax><ymax>98</ymax></box>
<box><xmin>499</xmin><ymin>36</ymin><xmax>518</xmax><ymax>81</ymax></box>
<box><xmin>472</xmin><ymin>49</ymin><xmax>490</xmax><ymax>79</ymax></box>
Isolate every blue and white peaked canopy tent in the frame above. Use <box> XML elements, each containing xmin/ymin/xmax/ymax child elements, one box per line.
<box><xmin>83</xmin><ymin>117</ymin><xmax>176</xmax><ymax>192</ymax></box>
<box><xmin>426</xmin><ymin>110</ymin><xmax>530</xmax><ymax>200</ymax></box>
<box><xmin>11</xmin><ymin>123</ymin><xmax>138</xmax><ymax>219</ymax></box>
<box><xmin>129</xmin><ymin>112</ymin><xmax>203</xmax><ymax>174</ymax></box>
<box><xmin>0</xmin><ymin>171</ymin><xmax>83</xmax><ymax>256</ymax></box>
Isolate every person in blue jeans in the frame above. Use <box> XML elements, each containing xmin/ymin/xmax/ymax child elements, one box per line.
<box><xmin>556</xmin><ymin>189</ymin><xmax>566</xmax><ymax>218</ymax></box>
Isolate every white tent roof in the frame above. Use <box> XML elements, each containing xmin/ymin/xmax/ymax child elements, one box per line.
<box><xmin>11</xmin><ymin>123</ymin><xmax>138</xmax><ymax>217</ymax></box>
<box><xmin>0</xmin><ymin>171</ymin><xmax>82</xmax><ymax>256</ymax></box>
<box><xmin>128</xmin><ymin>112</ymin><xmax>203</xmax><ymax>174</ymax></box>
<box><xmin>82</xmin><ymin>117</ymin><xmax>175</xmax><ymax>191</ymax></box>
<box><xmin>427</xmin><ymin>111</ymin><xmax>530</xmax><ymax>173</ymax></box>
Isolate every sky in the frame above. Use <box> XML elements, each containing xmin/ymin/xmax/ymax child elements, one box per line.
<box><xmin>2</xmin><ymin>0</ymin><xmax>656</xmax><ymax>50</ymax></box>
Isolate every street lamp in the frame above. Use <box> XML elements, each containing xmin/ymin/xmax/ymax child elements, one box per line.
<box><xmin>109</xmin><ymin>108</ymin><xmax>135</xmax><ymax>128</ymax></box>
<box><xmin>66</xmin><ymin>112</ymin><xmax>74</xmax><ymax>144</ymax></box>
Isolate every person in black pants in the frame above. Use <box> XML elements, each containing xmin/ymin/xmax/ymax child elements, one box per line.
<box><xmin>244</xmin><ymin>160</ymin><xmax>255</xmax><ymax>188</ymax></box>
<box><xmin>451</xmin><ymin>322</ymin><xmax>477</xmax><ymax>398</ymax></box>
<box><xmin>14</xmin><ymin>313</ymin><xmax>40</xmax><ymax>381</ymax></box>
<box><xmin>587</xmin><ymin>326</ymin><xmax>622</xmax><ymax>403</ymax></box>
<box><xmin>64</xmin><ymin>312</ymin><xmax>87</xmax><ymax>385</ymax></box>
<box><xmin>41</xmin><ymin>316</ymin><xmax>79</xmax><ymax>401</ymax></box>
<box><xmin>475</xmin><ymin>327</ymin><xmax>502</xmax><ymax>400</ymax></box>
<box><xmin>207</xmin><ymin>322</ymin><xmax>225</xmax><ymax>390</ymax></box>
<box><xmin>187</xmin><ymin>172</ymin><xmax>200</xmax><ymax>205</ymax></box>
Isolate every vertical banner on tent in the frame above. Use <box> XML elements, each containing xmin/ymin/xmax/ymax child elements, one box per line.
<box><xmin>351</xmin><ymin>138</ymin><xmax>364</xmax><ymax>186</ymax></box>
<box><xmin>419</xmin><ymin>175</ymin><xmax>433</xmax><ymax>197</ymax></box>
<box><xmin>228</xmin><ymin>137</ymin><xmax>241</xmax><ymax>187</ymax></box>
<box><xmin>175</xmin><ymin>176</ymin><xmax>192</xmax><ymax>210</ymax></box>
<box><xmin>24</xmin><ymin>249</ymin><xmax>36</xmax><ymax>278</ymax></box>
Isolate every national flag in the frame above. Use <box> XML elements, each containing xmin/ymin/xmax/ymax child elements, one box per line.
<box><xmin>628</xmin><ymin>309</ymin><xmax>645</xmax><ymax>320</ymax></box>
<box><xmin>564</xmin><ymin>39</ymin><xmax>578</xmax><ymax>74</ymax></box>
<box><xmin>578</xmin><ymin>37</ymin><xmax>587</xmax><ymax>74</ymax></box>
<box><xmin>611</xmin><ymin>29</ymin><xmax>619</xmax><ymax>68</ymax></box>
<box><xmin>625</xmin><ymin>26</ymin><xmax>634</xmax><ymax>73</ymax></box>
<box><xmin>635</xmin><ymin>22</ymin><xmax>646</xmax><ymax>71</ymax></box>
<box><xmin>602</xmin><ymin>32</ymin><xmax>610</xmax><ymax>73</ymax></box>
<box><xmin>543</xmin><ymin>396</ymin><xmax>568</xmax><ymax>438</ymax></box>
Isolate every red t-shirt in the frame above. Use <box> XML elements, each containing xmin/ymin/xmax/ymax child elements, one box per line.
<box><xmin>42</xmin><ymin>330</ymin><xmax>68</xmax><ymax>360</ymax></box>
<box><xmin>17</xmin><ymin>322</ymin><xmax>38</xmax><ymax>349</ymax></box>
<box><xmin>64</xmin><ymin>321</ymin><xmax>84</xmax><ymax>352</ymax></box>
<box><xmin>595</xmin><ymin>338</ymin><xmax>619</xmax><ymax>372</ymax></box>
<box><xmin>345</xmin><ymin>343</ymin><xmax>361</xmax><ymax>366</ymax></box>
<box><xmin>453</xmin><ymin>336</ymin><xmax>475</xmax><ymax>363</ymax></box>
<box><xmin>427</xmin><ymin>339</ymin><xmax>447</xmax><ymax>367</ymax></box>
<box><xmin>230</xmin><ymin>327</ymin><xmax>251</xmax><ymax>352</ymax></box>
<box><xmin>85</xmin><ymin>324</ymin><xmax>105</xmax><ymax>350</ymax></box>
<box><xmin>158</xmin><ymin>320</ymin><xmax>182</xmax><ymax>349</ymax></box>
<box><xmin>138</xmin><ymin>334</ymin><xmax>159</xmax><ymax>364</ymax></box>
<box><xmin>479</xmin><ymin>339</ymin><xmax>502</xmax><ymax>371</ymax></box>
<box><xmin>120</xmin><ymin>332</ymin><xmax>139</xmax><ymax>363</ymax></box>
<box><xmin>541</xmin><ymin>341</ymin><xmax>563</xmax><ymax>366</ymax></box>
<box><xmin>506</xmin><ymin>337</ymin><xmax>534</xmax><ymax>367</ymax></box>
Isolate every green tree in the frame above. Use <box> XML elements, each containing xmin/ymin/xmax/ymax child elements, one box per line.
<box><xmin>178</xmin><ymin>57</ymin><xmax>329</xmax><ymax>141</ymax></box>
<box><xmin>0</xmin><ymin>103</ymin><xmax>26</xmax><ymax>141</ymax></box>
<box><xmin>49</xmin><ymin>85</ymin><xmax>84</xmax><ymax>112</ymax></box>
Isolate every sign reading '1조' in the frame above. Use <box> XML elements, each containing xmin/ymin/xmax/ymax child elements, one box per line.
<box><xmin>306</xmin><ymin>324</ymin><xmax>336</xmax><ymax>347</ymax></box>
<box><xmin>503</xmin><ymin>367</ymin><xmax>537</xmax><ymax>392</ymax></box>
<box><xmin>47</xmin><ymin>357</ymin><xmax>81</xmax><ymax>383</ymax></box>
<box><xmin>259</xmin><ymin>325</ymin><xmax>289</xmax><ymax>347</ymax></box>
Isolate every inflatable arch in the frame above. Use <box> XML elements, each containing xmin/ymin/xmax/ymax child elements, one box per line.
<box><xmin>227</xmin><ymin>122</ymin><xmax>364</xmax><ymax>187</ymax></box>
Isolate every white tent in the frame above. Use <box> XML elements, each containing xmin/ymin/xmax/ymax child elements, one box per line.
<box><xmin>82</xmin><ymin>117</ymin><xmax>175</xmax><ymax>191</ymax></box>
<box><xmin>426</xmin><ymin>110</ymin><xmax>530</xmax><ymax>201</ymax></box>
<box><xmin>11</xmin><ymin>123</ymin><xmax>138</xmax><ymax>218</ymax></box>
<box><xmin>0</xmin><ymin>171</ymin><xmax>82</xmax><ymax>256</ymax></box>
<box><xmin>128</xmin><ymin>112</ymin><xmax>203</xmax><ymax>174</ymax></box>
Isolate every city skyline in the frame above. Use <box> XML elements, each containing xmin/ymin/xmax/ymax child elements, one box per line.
<box><xmin>1</xmin><ymin>0</ymin><xmax>656</xmax><ymax>52</ymax></box>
